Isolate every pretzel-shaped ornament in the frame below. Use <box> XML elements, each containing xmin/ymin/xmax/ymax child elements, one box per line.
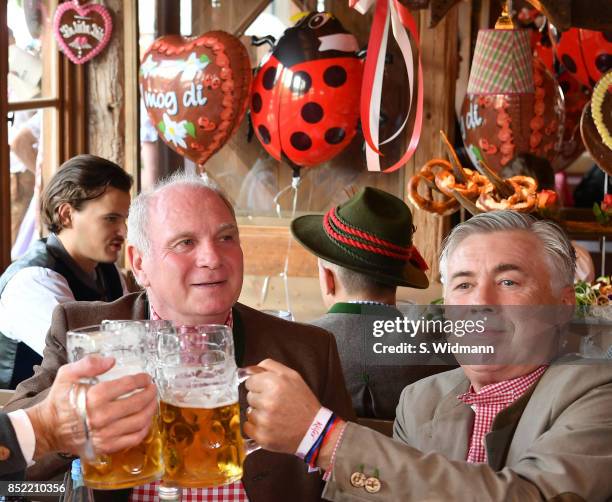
<box><xmin>407</xmin><ymin>159</ymin><xmax>459</xmax><ymax>216</ymax></box>
<box><xmin>477</xmin><ymin>175</ymin><xmax>538</xmax><ymax>212</ymax></box>
<box><xmin>435</xmin><ymin>167</ymin><xmax>490</xmax><ymax>200</ymax></box>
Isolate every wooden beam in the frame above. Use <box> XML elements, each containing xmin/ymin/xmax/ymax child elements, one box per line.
<box><xmin>123</xmin><ymin>0</ymin><xmax>139</xmax><ymax>192</ymax></box>
<box><xmin>0</xmin><ymin>0</ymin><xmax>10</xmax><ymax>270</ymax></box>
<box><xmin>408</xmin><ymin>4</ymin><xmax>459</xmax><ymax>284</ymax></box>
<box><xmin>40</xmin><ymin>1</ymin><xmax>61</xmax><ymax>202</ymax></box>
<box><xmin>7</xmin><ymin>98</ymin><xmax>60</xmax><ymax>112</ymax></box>
<box><xmin>86</xmin><ymin>0</ymin><xmax>125</xmax><ymax>166</ymax></box>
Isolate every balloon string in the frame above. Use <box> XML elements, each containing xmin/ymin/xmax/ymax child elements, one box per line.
<box><xmin>271</xmin><ymin>174</ymin><xmax>302</xmax><ymax>316</ymax></box>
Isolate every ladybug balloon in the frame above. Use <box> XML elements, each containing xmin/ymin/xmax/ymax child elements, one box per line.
<box><xmin>250</xmin><ymin>12</ymin><xmax>362</xmax><ymax>169</ymax></box>
<box><xmin>550</xmin><ymin>26</ymin><xmax>612</xmax><ymax>88</ymax></box>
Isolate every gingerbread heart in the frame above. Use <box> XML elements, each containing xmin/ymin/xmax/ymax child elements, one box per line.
<box><xmin>53</xmin><ymin>1</ymin><xmax>113</xmax><ymax>64</ymax></box>
<box><xmin>139</xmin><ymin>31</ymin><xmax>252</xmax><ymax>167</ymax></box>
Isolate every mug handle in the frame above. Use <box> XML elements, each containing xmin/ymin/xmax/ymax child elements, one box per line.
<box><xmin>68</xmin><ymin>379</ymin><xmax>98</xmax><ymax>461</ymax></box>
<box><xmin>237</xmin><ymin>366</ymin><xmax>265</xmax><ymax>383</ymax></box>
<box><xmin>237</xmin><ymin>367</ymin><xmax>265</xmax><ymax>455</ymax></box>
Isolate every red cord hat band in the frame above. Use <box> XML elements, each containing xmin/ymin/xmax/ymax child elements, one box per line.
<box><xmin>323</xmin><ymin>207</ymin><xmax>428</xmax><ymax>271</ymax></box>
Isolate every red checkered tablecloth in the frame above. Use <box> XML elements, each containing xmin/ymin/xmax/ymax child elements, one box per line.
<box><xmin>130</xmin><ymin>480</ymin><xmax>249</xmax><ymax>501</ymax></box>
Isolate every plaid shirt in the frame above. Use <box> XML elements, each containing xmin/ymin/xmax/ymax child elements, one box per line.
<box><xmin>457</xmin><ymin>365</ymin><xmax>548</xmax><ymax>464</ymax></box>
<box><xmin>130</xmin><ymin>307</ymin><xmax>248</xmax><ymax>502</ymax></box>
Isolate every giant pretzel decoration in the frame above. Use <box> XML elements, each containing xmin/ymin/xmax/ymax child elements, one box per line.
<box><xmin>407</xmin><ymin>159</ymin><xmax>460</xmax><ymax>216</ymax></box>
<box><xmin>477</xmin><ymin>176</ymin><xmax>538</xmax><ymax>212</ymax></box>
<box><xmin>408</xmin><ymin>131</ymin><xmax>550</xmax><ymax>216</ymax></box>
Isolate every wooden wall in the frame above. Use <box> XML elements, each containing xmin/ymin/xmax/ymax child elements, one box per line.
<box><xmin>82</xmin><ymin>0</ymin><xmax>463</xmax><ymax>317</ymax></box>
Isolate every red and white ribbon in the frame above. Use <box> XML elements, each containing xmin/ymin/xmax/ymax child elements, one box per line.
<box><xmin>350</xmin><ymin>0</ymin><xmax>424</xmax><ymax>172</ymax></box>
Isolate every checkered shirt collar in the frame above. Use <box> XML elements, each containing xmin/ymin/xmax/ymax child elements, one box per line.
<box><xmin>458</xmin><ymin>365</ymin><xmax>548</xmax><ymax>407</ymax></box>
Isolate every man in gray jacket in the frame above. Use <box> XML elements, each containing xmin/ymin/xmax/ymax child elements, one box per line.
<box><xmin>246</xmin><ymin>211</ymin><xmax>612</xmax><ymax>501</ymax></box>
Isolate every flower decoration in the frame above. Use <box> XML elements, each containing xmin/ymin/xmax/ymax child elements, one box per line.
<box><xmin>180</xmin><ymin>52</ymin><xmax>209</xmax><ymax>81</ymax></box>
<box><xmin>140</xmin><ymin>54</ymin><xmax>158</xmax><ymax>78</ymax></box>
<box><xmin>158</xmin><ymin>113</ymin><xmax>189</xmax><ymax>148</ymax></box>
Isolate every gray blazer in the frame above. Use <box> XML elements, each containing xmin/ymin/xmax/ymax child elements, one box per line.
<box><xmin>0</xmin><ymin>413</ymin><xmax>26</xmax><ymax>480</ymax></box>
<box><xmin>323</xmin><ymin>362</ymin><xmax>612</xmax><ymax>501</ymax></box>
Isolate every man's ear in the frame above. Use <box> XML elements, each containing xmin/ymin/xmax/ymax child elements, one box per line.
<box><xmin>127</xmin><ymin>245</ymin><xmax>150</xmax><ymax>288</ymax></box>
<box><xmin>560</xmin><ymin>285</ymin><xmax>576</xmax><ymax>306</ymax></box>
<box><xmin>57</xmin><ymin>203</ymin><xmax>73</xmax><ymax>229</ymax></box>
<box><xmin>322</xmin><ymin>265</ymin><xmax>336</xmax><ymax>296</ymax></box>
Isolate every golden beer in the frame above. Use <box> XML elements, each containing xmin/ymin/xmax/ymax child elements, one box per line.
<box><xmin>82</xmin><ymin>414</ymin><xmax>164</xmax><ymax>489</ymax></box>
<box><xmin>160</xmin><ymin>400</ymin><xmax>245</xmax><ymax>488</ymax></box>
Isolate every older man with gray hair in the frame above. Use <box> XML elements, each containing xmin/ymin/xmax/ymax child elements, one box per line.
<box><xmin>244</xmin><ymin>210</ymin><xmax>612</xmax><ymax>501</ymax></box>
<box><xmin>6</xmin><ymin>172</ymin><xmax>353</xmax><ymax>501</ymax></box>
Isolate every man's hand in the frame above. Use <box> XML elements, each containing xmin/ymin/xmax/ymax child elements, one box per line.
<box><xmin>26</xmin><ymin>355</ymin><xmax>158</xmax><ymax>460</ymax></box>
<box><xmin>244</xmin><ymin>359</ymin><xmax>322</xmax><ymax>454</ymax></box>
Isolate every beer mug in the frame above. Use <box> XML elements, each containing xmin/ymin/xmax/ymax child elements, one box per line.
<box><xmin>155</xmin><ymin>324</ymin><xmax>258</xmax><ymax>489</ymax></box>
<box><xmin>66</xmin><ymin>322</ymin><xmax>166</xmax><ymax>490</ymax></box>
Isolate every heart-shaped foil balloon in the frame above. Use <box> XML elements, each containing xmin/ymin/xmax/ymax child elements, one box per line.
<box><xmin>139</xmin><ymin>31</ymin><xmax>252</xmax><ymax>168</ymax></box>
<box><xmin>53</xmin><ymin>1</ymin><xmax>113</xmax><ymax>64</ymax></box>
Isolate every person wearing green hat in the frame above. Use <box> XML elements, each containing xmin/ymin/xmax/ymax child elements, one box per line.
<box><xmin>291</xmin><ymin>187</ymin><xmax>450</xmax><ymax>420</ymax></box>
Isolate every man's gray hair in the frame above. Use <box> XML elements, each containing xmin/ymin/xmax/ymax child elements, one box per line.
<box><xmin>439</xmin><ymin>211</ymin><xmax>576</xmax><ymax>292</ymax></box>
<box><xmin>127</xmin><ymin>171</ymin><xmax>235</xmax><ymax>255</ymax></box>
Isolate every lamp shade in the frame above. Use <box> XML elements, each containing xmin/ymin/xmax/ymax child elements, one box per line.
<box><xmin>467</xmin><ymin>29</ymin><xmax>534</xmax><ymax>95</ymax></box>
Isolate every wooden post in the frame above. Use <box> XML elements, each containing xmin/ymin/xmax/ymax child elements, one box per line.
<box><xmin>409</xmin><ymin>4</ymin><xmax>459</xmax><ymax>284</ymax></box>
<box><xmin>123</xmin><ymin>0</ymin><xmax>140</xmax><ymax>193</ymax></box>
<box><xmin>0</xmin><ymin>0</ymin><xmax>10</xmax><ymax>270</ymax></box>
<box><xmin>86</xmin><ymin>0</ymin><xmax>125</xmax><ymax>166</ymax></box>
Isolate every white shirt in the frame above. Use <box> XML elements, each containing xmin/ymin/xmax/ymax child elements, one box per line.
<box><xmin>0</xmin><ymin>266</ymin><xmax>127</xmax><ymax>355</ymax></box>
<box><xmin>7</xmin><ymin>409</ymin><xmax>35</xmax><ymax>466</ymax></box>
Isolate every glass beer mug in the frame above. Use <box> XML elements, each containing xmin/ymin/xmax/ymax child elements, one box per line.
<box><xmin>155</xmin><ymin>324</ymin><xmax>258</xmax><ymax>489</ymax></box>
<box><xmin>66</xmin><ymin>322</ymin><xmax>165</xmax><ymax>490</ymax></box>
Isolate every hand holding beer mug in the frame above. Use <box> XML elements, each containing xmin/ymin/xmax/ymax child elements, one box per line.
<box><xmin>66</xmin><ymin>322</ymin><xmax>165</xmax><ymax>489</ymax></box>
<box><xmin>156</xmin><ymin>325</ymin><xmax>259</xmax><ymax>489</ymax></box>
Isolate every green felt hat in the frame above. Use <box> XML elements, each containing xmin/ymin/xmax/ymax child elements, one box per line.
<box><xmin>291</xmin><ymin>187</ymin><xmax>429</xmax><ymax>288</ymax></box>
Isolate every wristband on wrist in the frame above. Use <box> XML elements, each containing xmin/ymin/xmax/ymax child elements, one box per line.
<box><xmin>295</xmin><ymin>407</ymin><xmax>333</xmax><ymax>459</ymax></box>
<box><xmin>323</xmin><ymin>421</ymin><xmax>349</xmax><ymax>481</ymax></box>
<box><xmin>304</xmin><ymin>413</ymin><xmax>337</xmax><ymax>469</ymax></box>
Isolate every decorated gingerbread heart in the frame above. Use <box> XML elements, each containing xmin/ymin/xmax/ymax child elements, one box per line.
<box><xmin>53</xmin><ymin>1</ymin><xmax>113</xmax><ymax>64</ymax></box>
<box><xmin>460</xmin><ymin>57</ymin><xmax>564</xmax><ymax>172</ymax></box>
<box><xmin>139</xmin><ymin>31</ymin><xmax>252</xmax><ymax>168</ymax></box>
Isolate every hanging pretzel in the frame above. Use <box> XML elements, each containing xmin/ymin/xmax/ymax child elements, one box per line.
<box><xmin>407</xmin><ymin>159</ymin><xmax>459</xmax><ymax>216</ymax></box>
<box><xmin>435</xmin><ymin>168</ymin><xmax>490</xmax><ymax>200</ymax></box>
<box><xmin>476</xmin><ymin>176</ymin><xmax>538</xmax><ymax>213</ymax></box>
<box><xmin>434</xmin><ymin>130</ymin><xmax>492</xmax><ymax>201</ymax></box>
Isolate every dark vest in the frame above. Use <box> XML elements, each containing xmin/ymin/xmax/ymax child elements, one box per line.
<box><xmin>0</xmin><ymin>234</ymin><xmax>124</xmax><ymax>389</ymax></box>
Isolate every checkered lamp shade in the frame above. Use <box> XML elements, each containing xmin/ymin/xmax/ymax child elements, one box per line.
<box><xmin>467</xmin><ymin>29</ymin><xmax>534</xmax><ymax>95</ymax></box>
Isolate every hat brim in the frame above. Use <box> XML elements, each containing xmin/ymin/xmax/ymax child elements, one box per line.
<box><xmin>291</xmin><ymin>214</ymin><xmax>430</xmax><ymax>289</ymax></box>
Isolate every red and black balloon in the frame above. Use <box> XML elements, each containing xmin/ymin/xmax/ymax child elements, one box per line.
<box><xmin>250</xmin><ymin>12</ymin><xmax>362</xmax><ymax>171</ymax></box>
<box><xmin>549</xmin><ymin>26</ymin><xmax>612</xmax><ymax>89</ymax></box>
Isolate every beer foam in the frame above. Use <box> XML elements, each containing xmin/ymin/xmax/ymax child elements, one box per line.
<box><xmin>98</xmin><ymin>362</ymin><xmax>146</xmax><ymax>382</ymax></box>
<box><xmin>162</xmin><ymin>386</ymin><xmax>237</xmax><ymax>409</ymax></box>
